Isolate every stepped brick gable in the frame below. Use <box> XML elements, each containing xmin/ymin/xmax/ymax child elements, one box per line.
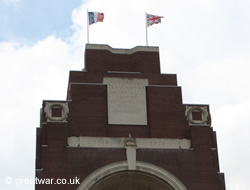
<box><xmin>35</xmin><ymin>44</ymin><xmax>225</xmax><ymax>190</ymax></box>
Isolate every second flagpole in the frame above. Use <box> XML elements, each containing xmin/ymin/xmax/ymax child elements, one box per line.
<box><xmin>87</xmin><ymin>9</ymin><xmax>89</xmax><ymax>44</ymax></box>
<box><xmin>145</xmin><ymin>12</ymin><xmax>148</xmax><ymax>46</ymax></box>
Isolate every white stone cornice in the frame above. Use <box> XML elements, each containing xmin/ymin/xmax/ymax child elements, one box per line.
<box><xmin>85</xmin><ymin>44</ymin><xmax>159</xmax><ymax>54</ymax></box>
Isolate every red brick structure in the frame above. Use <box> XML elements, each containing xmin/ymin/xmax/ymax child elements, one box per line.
<box><xmin>35</xmin><ymin>44</ymin><xmax>226</xmax><ymax>190</ymax></box>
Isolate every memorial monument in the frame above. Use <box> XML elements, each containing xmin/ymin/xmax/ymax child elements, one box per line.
<box><xmin>35</xmin><ymin>44</ymin><xmax>226</xmax><ymax>189</ymax></box>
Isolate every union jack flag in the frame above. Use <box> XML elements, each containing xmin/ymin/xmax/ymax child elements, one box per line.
<box><xmin>147</xmin><ymin>14</ymin><xmax>164</xmax><ymax>27</ymax></box>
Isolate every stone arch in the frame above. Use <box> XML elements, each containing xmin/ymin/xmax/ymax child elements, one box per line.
<box><xmin>77</xmin><ymin>161</ymin><xmax>187</xmax><ymax>190</ymax></box>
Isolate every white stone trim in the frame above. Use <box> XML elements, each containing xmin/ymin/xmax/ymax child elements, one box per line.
<box><xmin>76</xmin><ymin>161</ymin><xmax>187</xmax><ymax>190</ymax></box>
<box><xmin>44</xmin><ymin>102</ymin><xmax>69</xmax><ymax>122</ymax></box>
<box><xmin>107</xmin><ymin>71</ymin><xmax>141</xmax><ymax>74</ymax></box>
<box><xmin>185</xmin><ymin>106</ymin><xmax>208</xmax><ymax>125</ymax></box>
<box><xmin>124</xmin><ymin>135</ymin><xmax>137</xmax><ymax>170</ymax></box>
<box><xmin>68</xmin><ymin>136</ymin><xmax>191</xmax><ymax>149</ymax></box>
<box><xmin>86</xmin><ymin>44</ymin><xmax>159</xmax><ymax>54</ymax></box>
<box><xmin>125</xmin><ymin>146</ymin><xmax>136</xmax><ymax>170</ymax></box>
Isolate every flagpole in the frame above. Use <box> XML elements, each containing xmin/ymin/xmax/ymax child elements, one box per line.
<box><xmin>145</xmin><ymin>12</ymin><xmax>148</xmax><ymax>46</ymax></box>
<box><xmin>87</xmin><ymin>9</ymin><xmax>89</xmax><ymax>44</ymax></box>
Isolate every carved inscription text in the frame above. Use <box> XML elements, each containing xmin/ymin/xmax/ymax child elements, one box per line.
<box><xmin>103</xmin><ymin>77</ymin><xmax>148</xmax><ymax>125</ymax></box>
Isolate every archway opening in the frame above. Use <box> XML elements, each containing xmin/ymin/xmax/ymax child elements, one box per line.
<box><xmin>77</xmin><ymin>161</ymin><xmax>187</xmax><ymax>190</ymax></box>
<box><xmin>90</xmin><ymin>171</ymin><xmax>174</xmax><ymax>190</ymax></box>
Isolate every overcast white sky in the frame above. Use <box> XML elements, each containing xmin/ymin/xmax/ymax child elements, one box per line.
<box><xmin>1</xmin><ymin>0</ymin><xmax>250</xmax><ymax>189</ymax></box>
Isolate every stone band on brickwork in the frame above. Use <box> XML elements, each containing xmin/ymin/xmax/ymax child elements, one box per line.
<box><xmin>67</xmin><ymin>136</ymin><xmax>191</xmax><ymax>149</ymax></box>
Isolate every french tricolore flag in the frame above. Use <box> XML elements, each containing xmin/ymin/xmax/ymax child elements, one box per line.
<box><xmin>88</xmin><ymin>12</ymin><xmax>104</xmax><ymax>25</ymax></box>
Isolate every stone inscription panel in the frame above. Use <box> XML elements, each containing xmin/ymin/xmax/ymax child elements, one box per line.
<box><xmin>68</xmin><ymin>136</ymin><xmax>191</xmax><ymax>149</ymax></box>
<box><xmin>103</xmin><ymin>77</ymin><xmax>148</xmax><ymax>125</ymax></box>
